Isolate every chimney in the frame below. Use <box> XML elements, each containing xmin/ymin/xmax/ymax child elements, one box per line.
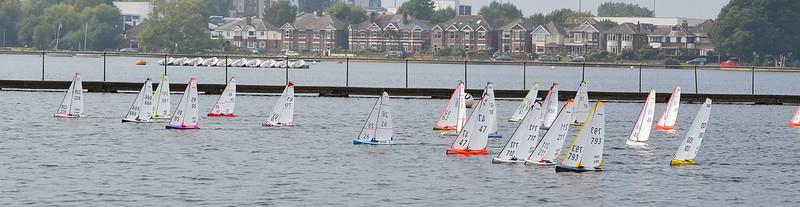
<box><xmin>681</xmin><ymin>20</ymin><xmax>688</xmax><ymax>29</ymax></box>
<box><xmin>246</xmin><ymin>16</ymin><xmax>252</xmax><ymax>25</ymax></box>
<box><xmin>402</xmin><ymin>13</ymin><xmax>409</xmax><ymax>24</ymax></box>
<box><xmin>636</xmin><ymin>21</ymin><xmax>641</xmax><ymax>33</ymax></box>
<box><xmin>369</xmin><ymin>12</ymin><xmax>376</xmax><ymax>22</ymax></box>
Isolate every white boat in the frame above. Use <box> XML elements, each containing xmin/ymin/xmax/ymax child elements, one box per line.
<box><xmin>353</xmin><ymin>91</ymin><xmax>394</xmax><ymax>145</ymax></box>
<box><xmin>465</xmin><ymin>93</ymin><xmax>475</xmax><ymax>108</ymax></box>
<box><xmin>246</xmin><ymin>59</ymin><xmax>262</xmax><ymax>67</ymax></box>
<box><xmin>571</xmin><ymin>81</ymin><xmax>590</xmax><ymax>125</ymax></box>
<box><xmin>232</xmin><ymin>58</ymin><xmax>248</xmax><ymax>67</ymax></box>
<box><xmin>194</xmin><ymin>57</ymin><xmax>205</xmax><ymax>66</ymax></box>
<box><xmin>290</xmin><ymin>60</ymin><xmax>307</xmax><ymax>68</ymax></box>
<box><xmin>433</xmin><ymin>81</ymin><xmax>466</xmax><ymax>132</ymax></box>
<box><xmin>202</xmin><ymin>57</ymin><xmax>219</xmax><ymax>67</ymax></box>
<box><xmin>262</xmin><ymin>82</ymin><xmax>295</xmax><ymax>126</ymax></box>
<box><xmin>493</xmin><ymin>101</ymin><xmax>543</xmax><ymax>163</ymax></box>
<box><xmin>54</xmin><ymin>73</ymin><xmax>84</xmax><ymax>118</ymax></box>
<box><xmin>151</xmin><ymin>74</ymin><xmax>171</xmax><ymax>119</ymax></box>
<box><xmin>158</xmin><ymin>57</ymin><xmax>175</xmax><ymax>66</ymax></box>
<box><xmin>626</xmin><ymin>89</ymin><xmax>657</xmax><ymax>146</ymax></box>
<box><xmin>273</xmin><ymin>60</ymin><xmax>287</xmax><ymax>68</ymax></box>
<box><xmin>166</xmin><ymin>77</ymin><xmax>200</xmax><ymax>129</ymax></box>
<box><xmin>509</xmin><ymin>82</ymin><xmax>540</xmax><ymax>122</ymax></box>
<box><xmin>525</xmin><ymin>100</ymin><xmax>575</xmax><ymax>166</ymax></box>
<box><xmin>216</xmin><ymin>58</ymin><xmax>231</xmax><ymax>67</ymax></box>
<box><xmin>555</xmin><ymin>102</ymin><xmax>605</xmax><ymax>172</ymax></box>
<box><xmin>656</xmin><ymin>85</ymin><xmax>681</xmax><ymax>131</ymax></box>
<box><xmin>207</xmin><ymin>77</ymin><xmax>236</xmax><ymax>117</ymax></box>
<box><xmin>670</xmin><ymin>98</ymin><xmax>712</xmax><ymax>166</ymax></box>
<box><xmin>185</xmin><ymin>57</ymin><xmax>202</xmax><ymax>66</ymax></box>
<box><xmin>259</xmin><ymin>59</ymin><xmax>275</xmax><ymax>68</ymax></box>
<box><xmin>445</xmin><ymin>84</ymin><xmax>492</xmax><ymax>155</ymax></box>
<box><xmin>172</xmin><ymin>57</ymin><xmax>189</xmax><ymax>66</ymax></box>
<box><xmin>542</xmin><ymin>83</ymin><xmax>559</xmax><ymax>129</ymax></box>
<box><xmin>122</xmin><ymin>78</ymin><xmax>154</xmax><ymax>123</ymax></box>
<box><xmin>788</xmin><ymin>105</ymin><xmax>800</xmax><ymax>126</ymax></box>
<box><xmin>485</xmin><ymin>82</ymin><xmax>502</xmax><ymax>138</ymax></box>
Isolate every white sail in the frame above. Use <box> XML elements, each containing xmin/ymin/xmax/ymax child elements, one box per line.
<box><xmin>123</xmin><ymin>78</ymin><xmax>154</xmax><ymax>122</ymax></box>
<box><xmin>263</xmin><ymin>82</ymin><xmax>295</xmax><ymax>126</ymax></box>
<box><xmin>789</xmin><ymin>105</ymin><xmax>800</xmax><ymax>126</ymax></box>
<box><xmin>434</xmin><ymin>81</ymin><xmax>466</xmax><ymax>131</ymax></box>
<box><xmin>509</xmin><ymin>82</ymin><xmax>540</xmax><ymax>122</ymax></box>
<box><xmin>572</xmin><ymin>81</ymin><xmax>590</xmax><ymax>124</ymax></box>
<box><xmin>656</xmin><ymin>85</ymin><xmax>681</xmax><ymax>130</ymax></box>
<box><xmin>672</xmin><ymin>98</ymin><xmax>712</xmax><ymax>161</ymax></box>
<box><xmin>627</xmin><ymin>89</ymin><xmax>657</xmax><ymax>145</ymax></box>
<box><xmin>355</xmin><ymin>91</ymin><xmax>393</xmax><ymax>143</ymax></box>
<box><xmin>542</xmin><ymin>83</ymin><xmax>559</xmax><ymax>128</ymax></box>
<box><xmin>447</xmin><ymin>90</ymin><xmax>491</xmax><ymax>154</ymax></box>
<box><xmin>54</xmin><ymin>73</ymin><xmax>84</xmax><ymax>117</ymax></box>
<box><xmin>166</xmin><ymin>77</ymin><xmax>200</xmax><ymax>129</ymax></box>
<box><xmin>494</xmin><ymin>102</ymin><xmax>543</xmax><ymax>163</ymax></box>
<box><xmin>485</xmin><ymin>82</ymin><xmax>501</xmax><ymax>138</ymax></box>
<box><xmin>152</xmin><ymin>74</ymin><xmax>171</xmax><ymax>119</ymax></box>
<box><xmin>208</xmin><ymin>77</ymin><xmax>237</xmax><ymax>116</ymax></box>
<box><xmin>557</xmin><ymin>102</ymin><xmax>605</xmax><ymax>171</ymax></box>
<box><xmin>526</xmin><ymin>100</ymin><xmax>575</xmax><ymax>165</ymax></box>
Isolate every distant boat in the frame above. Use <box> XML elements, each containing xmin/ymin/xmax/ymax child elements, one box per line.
<box><xmin>555</xmin><ymin>102</ymin><xmax>605</xmax><ymax>173</ymax></box>
<box><xmin>353</xmin><ymin>91</ymin><xmax>395</xmax><ymax>145</ymax></box>
<box><xmin>122</xmin><ymin>78</ymin><xmax>154</xmax><ymax>123</ymax></box>
<box><xmin>158</xmin><ymin>57</ymin><xmax>175</xmax><ymax>66</ymax></box>
<box><xmin>788</xmin><ymin>105</ymin><xmax>800</xmax><ymax>126</ymax></box>
<box><xmin>207</xmin><ymin>77</ymin><xmax>236</xmax><ymax>117</ymax></box>
<box><xmin>571</xmin><ymin>81</ymin><xmax>590</xmax><ymax>125</ymax></box>
<box><xmin>542</xmin><ymin>83</ymin><xmax>559</xmax><ymax>129</ymax></box>
<box><xmin>290</xmin><ymin>60</ymin><xmax>308</xmax><ymax>68</ymax></box>
<box><xmin>232</xmin><ymin>58</ymin><xmax>248</xmax><ymax>67</ymax></box>
<box><xmin>273</xmin><ymin>60</ymin><xmax>287</xmax><ymax>68</ymax></box>
<box><xmin>75</xmin><ymin>53</ymin><xmax>100</xmax><ymax>58</ymax></box>
<box><xmin>202</xmin><ymin>57</ymin><xmax>219</xmax><ymax>67</ymax></box>
<box><xmin>626</xmin><ymin>89</ymin><xmax>656</xmax><ymax>146</ymax></box>
<box><xmin>166</xmin><ymin>77</ymin><xmax>200</xmax><ymax>129</ymax></box>
<box><xmin>670</xmin><ymin>98</ymin><xmax>712</xmax><ymax>166</ymax></box>
<box><xmin>656</xmin><ymin>85</ymin><xmax>682</xmax><ymax>131</ymax></box>
<box><xmin>445</xmin><ymin>84</ymin><xmax>492</xmax><ymax>155</ymax></box>
<box><xmin>216</xmin><ymin>58</ymin><xmax>230</xmax><ymax>67</ymax></box>
<box><xmin>525</xmin><ymin>100</ymin><xmax>575</xmax><ymax>166</ymax></box>
<box><xmin>54</xmin><ymin>73</ymin><xmax>84</xmax><ymax>118</ymax></box>
<box><xmin>433</xmin><ymin>81</ymin><xmax>466</xmax><ymax>131</ymax></box>
<box><xmin>259</xmin><ymin>59</ymin><xmax>275</xmax><ymax>68</ymax></box>
<box><xmin>493</xmin><ymin>101</ymin><xmax>543</xmax><ymax>163</ymax></box>
<box><xmin>47</xmin><ymin>52</ymin><xmax>74</xmax><ymax>57</ymax></box>
<box><xmin>262</xmin><ymin>82</ymin><xmax>295</xmax><ymax>127</ymax></box>
<box><xmin>151</xmin><ymin>74</ymin><xmax>171</xmax><ymax>119</ymax></box>
<box><xmin>172</xmin><ymin>57</ymin><xmax>189</xmax><ymax>66</ymax></box>
<box><xmin>485</xmin><ymin>82</ymin><xmax>502</xmax><ymax>138</ymax></box>
<box><xmin>186</xmin><ymin>57</ymin><xmax>203</xmax><ymax>66</ymax></box>
<box><xmin>246</xmin><ymin>59</ymin><xmax>262</xmax><ymax>67</ymax></box>
<box><xmin>508</xmin><ymin>82</ymin><xmax>540</xmax><ymax>122</ymax></box>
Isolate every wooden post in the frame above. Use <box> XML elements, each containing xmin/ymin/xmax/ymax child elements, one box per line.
<box><xmin>523</xmin><ymin>62</ymin><xmax>527</xmax><ymax>90</ymax></box>
<box><xmin>638</xmin><ymin>64</ymin><xmax>642</xmax><ymax>93</ymax></box>
<box><xmin>224</xmin><ymin>55</ymin><xmax>228</xmax><ymax>82</ymax></box>
<box><xmin>464</xmin><ymin>60</ymin><xmax>468</xmax><ymax>88</ymax></box>
<box><xmin>163</xmin><ymin>54</ymin><xmax>168</xmax><ymax>75</ymax></box>
<box><xmin>694</xmin><ymin>66</ymin><xmax>699</xmax><ymax>94</ymax></box>
<box><xmin>405</xmin><ymin>59</ymin><xmax>409</xmax><ymax>88</ymax></box>
<box><xmin>346</xmin><ymin>58</ymin><xmax>350</xmax><ymax>87</ymax></box>
<box><xmin>41</xmin><ymin>51</ymin><xmax>45</xmax><ymax>80</ymax></box>
<box><xmin>581</xmin><ymin>62</ymin><xmax>586</xmax><ymax>82</ymax></box>
<box><xmin>103</xmin><ymin>52</ymin><xmax>107</xmax><ymax>82</ymax></box>
<box><xmin>752</xmin><ymin>67</ymin><xmax>756</xmax><ymax>94</ymax></box>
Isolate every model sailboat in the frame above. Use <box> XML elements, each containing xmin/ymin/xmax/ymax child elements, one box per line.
<box><xmin>525</xmin><ymin>100</ymin><xmax>575</xmax><ymax>166</ymax></box>
<box><xmin>152</xmin><ymin>74</ymin><xmax>171</xmax><ymax>119</ymax></box>
<box><xmin>656</xmin><ymin>85</ymin><xmax>681</xmax><ymax>131</ymax></box>
<box><xmin>493</xmin><ymin>102</ymin><xmax>543</xmax><ymax>163</ymax></box>
<box><xmin>353</xmin><ymin>91</ymin><xmax>394</xmax><ymax>145</ymax></box>
<box><xmin>122</xmin><ymin>78</ymin><xmax>154</xmax><ymax>123</ymax></box>
<box><xmin>485</xmin><ymin>82</ymin><xmax>502</xmax><ymax>138</ymax></box>
<box><xmin>166</xmin><ymin>77</ymin><xmax>199</xmax><ymax>129</ymax></box>
<box><xmin>787</xmin><ymin>105</ymin><xmax>800</xmax><ymax>126</ymax></box>
<box><xmin>508</xmin><ymin>82</ymin><xmax>540</xmax><ymax>122</ymax></box>
<box><xmin>263</xmin><ymin>82</ymin><xmax>295</xmax><ymax>126</ymax></box>
<box><xmin>434</xmin><ymin>81</ymin><xmax>466</xmax><ymax>131</ymax></box>
<box><xmin>555</xmin><ymin>102</ymin><xmax>605</xmax><ymax>172</ymax></box>
<box><xmin>670</xmin><ymin>98</ymin><xmax>712</xmax><ymax>166</ymax></box>
<box><xmin>542</xmin><ymin>83</ymin><xmax>559</xmax><ymax>129</ymax></box>
<box><xmin>571</xmin><ymin>81</ymin><xmax>590</xmax><ymax>125</ymax></box>
<box><xmin>626</xmin><ymin>89</ymin><xmax>657</xmax><ymax>146</ymax></box>
<box><xmin>208</xmin><ymin>77</ymin><xmax>237</xmax><ymax>117</ymax></box>
<box><xmin>54</xmin><ymin>73</ymin><xmax>84</xmax><ymax>118</ymax></box>
<box><xmin>446</xmin><ymin>84</ymin><xmax>492</xmax><ymax>155</ymax></box>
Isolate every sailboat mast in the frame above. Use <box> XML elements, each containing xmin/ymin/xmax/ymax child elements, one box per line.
<box><xmin>55</xmin><ymin>22</ymin><xmax>62</xmax><ymax>50</ymax></box>
<box><xmin>83</xmin><ymin>23</ymin><xmax>88</xmax><ymax>51</ymax></box>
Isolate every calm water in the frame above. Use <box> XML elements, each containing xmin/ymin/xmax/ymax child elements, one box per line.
<box><xmin>1</xmin><ymin>54</ymin><xmax>800</xmax><ymax>95</ymax></box>
<box><xmin>1</xmin><ymin>90</ymin><xmax>799</xmax><ymax>206</ymax></box>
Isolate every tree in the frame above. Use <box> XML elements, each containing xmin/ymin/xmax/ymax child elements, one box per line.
<box><xmin>326</xmin><ymin>1</ymin><xmax>366</xmax><ymax>25</ymax></box>
<box><xmin>299</xmin><ymin>0</ymin><xmax>333</xmax><ymax>13</ymax></box>
<box><xmin>77</xmin><ymin>4</ymin><xmax>122</xmax><ymax>50</ymax></box>
<box><xmin>205</xmin><ymin>0</ymin><xmax>232</xmax><ymax>17</ymax></box>
<box><xmin>0</xmin><ymin>0</ymin><xmax>21</xmax><ymax>46</ymax></box>
<box><xmin>711</xmin><ymin>0</ymin><xmax>800</xmax><ymax>61</ymax></box>
<box><xmin>597</xmin><ymin>2</ymin><xmax>654</xmax><ymax>17</ymax></box>
<box><xmin>478</xmin><ymin>1</ymin><xmax>522</xmax><ymax>27</ymax></box>
<box><xmin>140</xmin><ymin>0</ymin><xmax>218</xmax><ymax>53</ymax></box>
<box><xmin>526</xmin><ymin>13</ymin><xmax>546</xmax><ymax>28</ymax></box>
<box><xmin>544</xmin><ymin>9</ymin><xmax>593</xmax><ymax>28</ymax></box>
<box><xmin>69</xmin><ymin>0</ymin><xmax>114</xmax><ymax>11</ymax></box>
<box><xmin>430</xmin><ymin>7</ymin><xmax>455</xmax><ymax>25</ymax></box>
<box><xmin>636</xmin><ymin>45</ymin><xmax>658</xmax><ymax>60</ymax></box>
<box><xmin>264</xmin><ymin>0</ymin><xmax>297</xmax><ymax>27</ymax></box>
<box><xmin>399</xmin><ymin>0</ymin><xmax>434</xmax><ymax>21</ymax></box>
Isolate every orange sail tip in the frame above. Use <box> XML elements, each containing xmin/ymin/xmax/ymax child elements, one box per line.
<box><xmin>655</xmin><ymin>125</ymin><xmax>675</xmax><ymax>131</ymax></box>
<box><xmin>445</xmin><ymin>148</ymin><xmax>488</xmax><ymax>155</ymax></box>
<box><xmin>287</xmin><ymin>82</ymin><xmax>295</xmax><ymax>87</ymax></box>
<box><xmin>787</xmin><ymin>122</ymin><xmax>800</xmax><ymax>127</ymax></box>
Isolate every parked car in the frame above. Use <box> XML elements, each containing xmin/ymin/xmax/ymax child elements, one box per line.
<box><xmin>686</xmin><ymin>58</ymin><xmax>707</xmax><ymax>65</ymax></box>
<box><xmin>285</xmin><ymin>50</ymin><xmax>300</xmax><ymax>57</ymax></box>
<box><xmin>251</xmin><ymin>48</ymin><xmax>261</xmax><ymax>55</ymax></box>
<box><xmin>537</xmin><ymin>55</ymin><xmax>560</xmax><ymax>62</ymax></box>
<box><xmin>569</xmin><ymin>56</ymin><xmax>586</xmax><ymax>62</ymax></box>
<box><xmin>493</xmin><ymin>54</ymin><xmax>513</xmax><ymax>61</ymax></box>
<box><xmin>385</xmin><ymin>51</ymin><xmax>405</xmax><ymax>58</ymax></box>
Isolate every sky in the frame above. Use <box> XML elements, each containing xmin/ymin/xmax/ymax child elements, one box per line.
<box><xmin>381</xmin><ymin>0</ymin><xmax>730</xmax><ymax>19</ymax></box>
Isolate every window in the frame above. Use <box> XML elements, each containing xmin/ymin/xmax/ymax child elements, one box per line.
<box><xmin>503</xmin><ymin>31</ymin><xmax>510</xmax><ymax>39</ymax></box>
<box><xmin>516</xmin><ymin>31</ymin><xmax>524</xmax><ymax>39</ymax></box>
<box><xmin>535</xmin><ymin>34</ymin><xmax>545</xmax><ymax>42</ymax></box>
<box><xmin>370</xmin><ymin>30</ymin><xmax>378</xmax><ymax>38</ymax></box>
<box><xmin>537</xmin><ymin>46</ymin><xmax>544</xmax><ymax>53</ymax></box>
<box><xmin>326</xmin><ymin>31</ymin><xmax>333</xmax><ymax>39</ymax></box>
<box><xmin>248</xmin><ymin>31</ymin><xmax>255</xmax><ymax>37</ymax></box>
<box><xmin>298</xmin><ymin>31</ymin><xmax>306</xmax><ymax>39</ymax></box>
<box><xmin>449</xmin><ymin>32</ymin><xmax>455</xmax><ymax>39</ymax></box>
<box><xmin>314</xmin><ymin>31</ymin><xmax>320</xmax><ymax>39</ymax></box>
<box><xmin>434</xmin><ymin>31</ymin><xmax>442</xmax><ymax>38</ymax></box>
<box><xmin>234</xmin><ymin>30</ymin><xmax>242</xmax><ymax>36</ymax></box>
<box><xmin>676</xmin><ymin>37</ymin><xmax>682</xmax><ymax>43</ymax></box>
<box><xmin>478</xmin><ymin>31</ymin><xmax>486</xmax><ymax>39</ymax></box>
<box><xmin>464</xmin><ymin>31</ymin><xmax>471</xmax><ymax>39</ymax></box>
<box><xmin>284</xmin><ymin>30</ymin><xmax>291</xmax><ymax>38</ymax></box>
<box><xmin>260</xmin><ymin>31</ymin><xmax>265</xmax><ymax>36</ymax></box>
<box><xmin>413</xmin><ymin>31</ymin><xmax>421</xmax><ymax>38</ymax></box>
<box><xmin>403</xmin><ymin>31</ymin><xmax>409</xmax><ymax>38</ymax></box>
<box><xmin>211</xmin><ymin>31</ymin><xmax>222</xmax><ymax>39</ymax></box>
<box><xmin>247</xmin><ymin>41</ymin><xmax>255</xmax><ymax>48</ymax></box>
<box><xmin>574</xmin><ymin>33</ymin><xmax>583</xmax><ymax>42</ymax></box>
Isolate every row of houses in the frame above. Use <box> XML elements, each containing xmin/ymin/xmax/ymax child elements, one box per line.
<box><xmin>211</xmin><ymin>11</ymin><xmax>716</xmax><ymax>57</ymax></box>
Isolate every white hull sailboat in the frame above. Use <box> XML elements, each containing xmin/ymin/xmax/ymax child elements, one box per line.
<box><xmin>525</xmin><ymin>100</ymin><xmax>575</xmax><ymax>166</ymax></box>
<box><xmin>555</xmin><ymin>102</ymin><xmax>605</xmax><ymax>172</ymax></box>
<box><xmin>626</xmin><ymin>89</ymin><xmax>657</xmax><ymax>146</ymax></box>
<box><xmin>263</xmin><ymin>82</ymin><xmax>295</xmax><ymax>127</ymax></box>
<box><xmin>656</xmin><ymin>85</ymin><xmax>681</xmax><ymax>131</ymax></box>
<box><xmin>508</xmin><ymin>82</ymin><xmax>540</xmax><ymax>122</ymax></box>
<box><xmin>166</xmin><ymin>77</ymin><xmax>200</xmax><ymax>129</ymax></box>
<box><xmin>202</xmin><ymin>57</ymin><xmax>219</xmax><ymax>67</ymax></box>
<box><xmin>542</xmin><ymin>83</ymin><xmax>559</xmax><ymax>129</ymax></box>
<box><xmin>445</xmin><ymin>84</ymin><xmax>492</xmax><ymax>155</ymax></box>
<box><xmin>493</xmin><ymin>102</ymin><xmax>543</xmax><ymax>163</ymax></box>
<box><xmin>571</xmin><ymin>81</ymin><xmax>590</xmax><ymax>125</ymax></box>
<box><xmin>434</xmin><ymin>81</ymin><xmax>466</xmax><ymax>132</ymax></box>
<box><xmin>54</xmin><ymin>73</ymin><xmax>84</xmax><ymax>118</ymax></box>
<box><xmin>670</xmin><ymin>98</ymin><xmax>712</xmax><ymax>166</ymax></box>
<box><xmin>485</xmin><ymin>82</ymin><xmax>502</xmax><ymax>138</ymax></box>
<box><xmin>353</xmin><ymin>91</ymin><xmax>395</xmax><ymax>145</ymax></box>
<box><xmin>207</xmin><ymin>77</ymin><xmax>237</xmax><ymax>117</ymax></box>
<box><xmin>122</xmin><ymin>78</ymin><xmax>155</xmax><ymax>123</ymax></box>
<box><xmin>788</xmin><ymin>105</ymin><xmax>800</xmax><ymax>126</ymax></box>
<box><xmin>246</xmin><ymin>59</ymin><xmax>262</xmax><ymax>67</ymax></box>
<box><xmin>151</xmin><ymin>74</ymin><xmax>171</xmax><ymax>119</ymax></box>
